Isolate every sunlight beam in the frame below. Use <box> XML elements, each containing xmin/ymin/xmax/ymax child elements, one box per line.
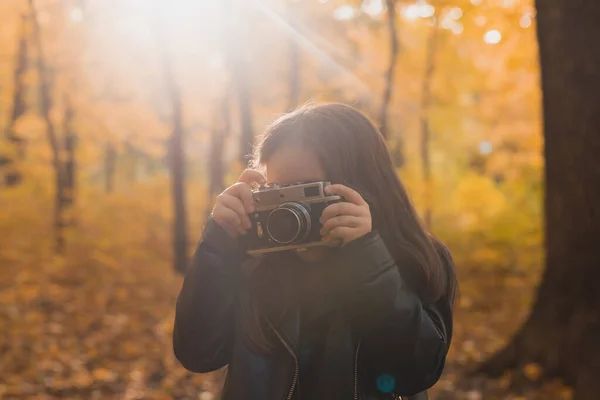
<box><xmin>252</xmin><ymin>0</ymin><xmax>372</xmax><ymax>99</ymax></box>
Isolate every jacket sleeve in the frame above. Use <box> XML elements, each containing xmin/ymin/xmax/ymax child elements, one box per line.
<box><xmin>316</xmin><ymin>231</ymin><xmax>454</xmax><ymax>396</ymax></box>
<box><xmin>172</xmin><ymin>217</ymin><xmax>247</xmax><ymax>373</ymax></box>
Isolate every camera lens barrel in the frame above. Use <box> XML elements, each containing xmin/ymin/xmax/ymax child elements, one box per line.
<box><xmin>266</xmin><ymin>202</ymin><xmax>311</xmax><ymax>244</ymax></box>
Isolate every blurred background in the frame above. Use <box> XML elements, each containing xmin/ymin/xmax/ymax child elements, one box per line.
<box><xmin>0</xmin><ymin>0</ymin><xmax>557</xmax><ymax>399</ymax></box>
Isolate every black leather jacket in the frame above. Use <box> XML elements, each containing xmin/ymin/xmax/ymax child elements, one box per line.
<box><xmin>173</xmin><ymin>218</ymin><xmax>453</xmax><ymax>400</ymax></box>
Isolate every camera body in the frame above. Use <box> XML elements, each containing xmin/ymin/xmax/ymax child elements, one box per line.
<box><xmin>245</xmin><ymin>181</ymin><xmax>342</xmax><ymax>256</ymax></box>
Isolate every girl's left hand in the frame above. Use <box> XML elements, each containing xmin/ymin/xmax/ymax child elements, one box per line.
<box><xmin>319</xmin><ymin>184</ymin><xmax>372</xmax><ymax>247</ymax></box>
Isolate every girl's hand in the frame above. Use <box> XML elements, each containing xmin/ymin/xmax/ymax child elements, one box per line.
<box><xmin>319</xmin><ymin>184</ymin><xmax>372</xmax><ymax>246</ymax></box>
<box><xmin>212</xmin><ymin>169</ymin><xmax>266</xmax><ymax>238</ymax></box>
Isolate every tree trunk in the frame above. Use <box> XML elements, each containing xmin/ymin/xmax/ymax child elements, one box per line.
<box><xmin>419</xmin><ymin>21</ymin><xmax>439</xmax><ymax>230</ymax></box>
<box><xmin>478</xmin><ymin>1</ymin><xmax>600</xmax><ymax>398</ymax></box>
<box><xmin>62</xmin><ymin>95</ymin><xmax>77</xmax><ymax>215</ymax></box>
<box><xmin>157</xmin><ymin>22</ymin><xmax>188</xmax><ymax>274</ymax></box>
<box><xmin>208</xmin><ymin>94</ymin><xmax>230</xmax><ymax>199</ymax></box>
<box><xmin>29</xmin><ymin>0</ymin><xmax>66</xmax><ymax>253</ymax></box>
<box><xmin>3</xmin><ymin>14</ymin><xmax>30</xmax><ymax>187</ymax></box>
<box><xmin>169</xmin><ymin>89</ymin><xmax>188</xmax><ymax>275</ymax></box>
<box><xmin>104</xmin><ymin>143</ymin><xmax>116</xmax><ymax>193</ymax></box>
<box><xmin>124</xmin><ymin>140</ymin><xmax>139</xmax><ymax>184</ymax></box>
<box><xmin>235</xmin><ymin>72</ymin><xmax>253</xmax><ymax>165</ymax></box>
<box><xmin>223</xmin><ymin>0</ymin><xmax>254</xmax><ymax>165</ymax></box>
<box><xmin>379</xmin><ymin>0</ymin><xmax>399</xmax><ymax>142</ymax></box>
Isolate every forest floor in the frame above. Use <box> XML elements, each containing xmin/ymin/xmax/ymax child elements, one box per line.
<box><xmin>0</xmin><ymin>243</ymin><xmax>573</xmax><ymax>400</ymax></box>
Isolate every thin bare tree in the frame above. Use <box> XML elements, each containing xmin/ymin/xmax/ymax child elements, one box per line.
<box><xmin>419</xmin><ymin>20</ymin><xmax>440</xmax><ymax>229</ymax></box>
<box><xmin>379</xmin><ymin>0</ymin><xmax>399</xmax><ymax>141</ymax></box>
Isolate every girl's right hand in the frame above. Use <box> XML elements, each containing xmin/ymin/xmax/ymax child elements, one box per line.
<box><xmin>211</xmin><ymin>169</ymin><xmax>266</xmax><ymax>238</ymax></box>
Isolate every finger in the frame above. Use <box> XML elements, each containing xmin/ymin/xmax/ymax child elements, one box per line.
<box><xmin>238</xmin><ymin>169</ymin><xmax>266</xmax><ymax>186</ymax></box>
<box><xmin>217</xmin><ymin>194</ymin><xmax>251</xmax><ymax>229</ymax></box>
<box><xmin>212</xmin><ymin>208</ymin><xmax>243</xmax><ymax>237</ymax></box>
<box><xmin>213</xmin><ymin>205</ymin><xmax>242</xmax><ymax>229</ymax></box>
<box><xmin>225</xmin><ymin>182</ymin><xmax>255</xmax><ymax>214</ymax></box>
<box><xmin>322</xmin><ymin>234</ymin><xmax>343</xmax><ymax>247</ymax></box>
<box><xmin>320</xmin><ymin>215</ymin><xmax>360</xmax><ymax>236</ymax></box>
<box><xmin>320</xmin><ymin>202</ymin><xmax>363</xmax><ymax>222</ymax></box>
<box><xmin>327</xmin><ymin>226</ymin><xmax>355</xmax><ymax>245</ymax></box>
<box><xmin>325</xmin><ymin>184</ymin><xmax>367</xmax><ymax>206</ymax></box>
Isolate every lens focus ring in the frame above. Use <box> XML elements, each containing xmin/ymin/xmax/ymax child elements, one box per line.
<box><xmin>266</xmin><ymin>203</ymin><xmax>311</xmax><ymax>244</ymax></box>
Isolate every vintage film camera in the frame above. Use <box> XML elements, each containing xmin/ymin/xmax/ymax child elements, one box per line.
<box><xmin>245</xmin><ymin>181</ymin><xmax>343</xmax><ymax>256</ymax></box>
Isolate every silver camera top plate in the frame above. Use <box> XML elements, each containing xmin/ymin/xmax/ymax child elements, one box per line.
<box><xmin>252</xmin><ymin>181</ymin><xmax>341</xmax><ymax>212</ymax></box>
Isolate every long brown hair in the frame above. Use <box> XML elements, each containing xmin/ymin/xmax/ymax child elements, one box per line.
<box><xmin>242</xmin><ymin>103</ymin><xmax>457</xmax><ymax>353</ymax></box>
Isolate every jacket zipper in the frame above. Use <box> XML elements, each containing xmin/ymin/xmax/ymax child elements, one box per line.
<box><xmin>354</xmin><ymin>341</ymin><xmax>361</xmax><ymax>400</ymax></box>
<box><xmin>270</xmin><ymin>329</ymin><xmax>373</xmax><ymax>400</ymax></box>
<box><xmin>271</xmin><ymin>327</ymin><xmax>299</xmax><ymax>400</ymax></box>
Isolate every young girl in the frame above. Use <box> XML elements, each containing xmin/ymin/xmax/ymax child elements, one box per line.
<box><xmin>173</xmin><ymin>103</ymin><xmax>457</xmax><ymax>400</ymax></box>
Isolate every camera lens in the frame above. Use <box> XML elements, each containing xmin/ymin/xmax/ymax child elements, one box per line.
<box><xmin>266</xmin><ymin>203</ymin><xmax>311</xmax><ymax>244</ymax></box>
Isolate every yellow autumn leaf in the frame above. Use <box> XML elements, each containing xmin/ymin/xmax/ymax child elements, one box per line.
<box><xmin>12</xmin><ymin>113</ymin><xmax>46</xmax><ymax>140</ymax></box>
<box><xmin>122</xmin><ymin>341</ymin><xmax>143</xmax><ymax>357</ymax></box>
<box><xmin>560</xmin><ymin>387</ymin><xmax>574</xmax><ymax>399</ymax></box>
<box><xmin>92</xmin><ymin>368</ymin><xmax>117</xmax><ymax>382</ymax></box>
<box><xmin>73</xmin><ymin>371</ymin><xmax>93</xmax><ymax>387</ymax></box>
<box><xmin>523</xmin><ymin>362</ymin><xmax>543</xmax><ymax>381</ymax></box>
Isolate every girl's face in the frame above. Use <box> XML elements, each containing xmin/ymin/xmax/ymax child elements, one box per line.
<box><xmin>265</xmin><ymin>144</ymin><xmax>330</xmax><ymax>263</ymax></box>
<box><xmin>265</xmin><ymin>144</ymin><xmax>326</xmax><ymax>186</ymax></box>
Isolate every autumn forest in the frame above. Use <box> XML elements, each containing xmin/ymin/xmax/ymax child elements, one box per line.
<box><xmin>1</xmin><ymin>0</ymin><xmax>599</xmax><ymax>399</ymax></box>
